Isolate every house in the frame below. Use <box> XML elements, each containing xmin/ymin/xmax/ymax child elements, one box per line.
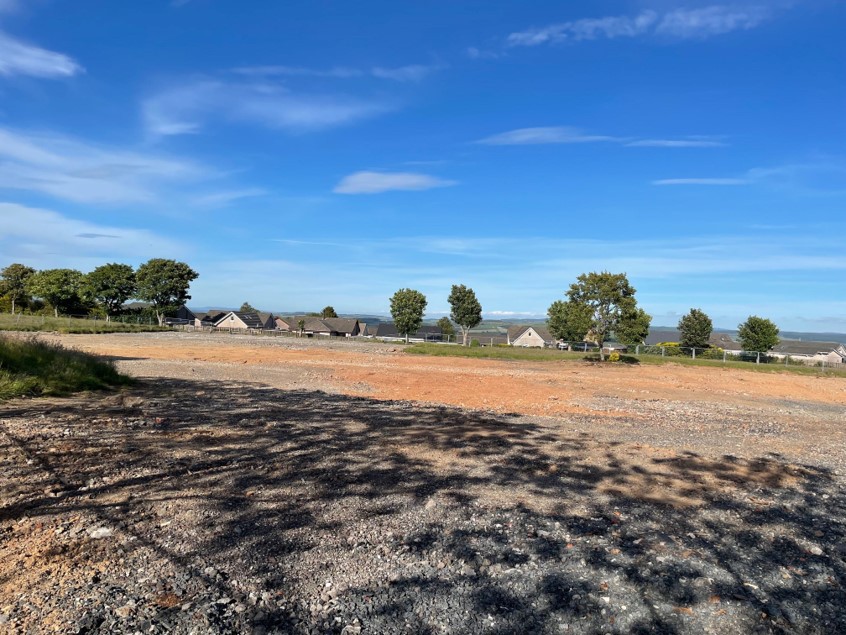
<box><xmin>507</xmin><ymin>325</ymin><xmax>555</xmax><ymax>348</ymax></box>
<box><xmin>276</xmin><ymin>316</ymin><xmax>360</xmax><ymax>337</ymax></box>
<box><xmin>373</xmin><ymin>323</ymin><xmax>443</xmax><ymax>342</ymax></box>
<box><xmin>709</xmin><ymin>333</ymin><xmax>742</xmax><ymax>353</ymax></box>
<box><xmin>770</xmin><ymin>341</ymin><xmax>846</xmax><ymax>365</ymax></box>
<box><xmin>213</xmin><ymin>311</ymin><xmax>268</xmax><ymax>330</ymax></box>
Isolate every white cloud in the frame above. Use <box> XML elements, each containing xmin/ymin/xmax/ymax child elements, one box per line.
<box><xmin>653</xmin><ymin>178</ymin><xmax>750</xmax><ymax>185</ymax></box>
<box><xmin>466</xmin><ymin>47</ymin><xmax>501</xmax><ymax>60</ymax></box>
<box><xmin>477</xmin><ymin>126</ymin><xmax>620</xmax><ymax>145</ymax></box>
<box><xmin>507</xmin><ymin>5</ymin><xmax>772</xmax><ymax>47</ymax></box>
<box><xmin>656</xmin><ymin>6</ymin><xmax>770</xmax><ymax>38</ymax></box>
<box><xmin>333</xmin><ymin>171</ymin><xmax>458</xmax><ymax>194</ymax></box>
<box><xmin>231</xmin><ymin>65</ymin><xmax>364</xmax><ymax>79</ymax></box>
<box><xmin>0</xmin><ymin>202</ymin><xmax>183</xmax><ymax>266</ymax></box>
<box><xmin>627</xmin><ymin>139</ymin><xmax>727</xmax><ymax>148</ymax></box>
<box><xmin>370</xmin><ymin>64</ymin><xmax>440</xmax><ymax>82</ymax></box>
<box><xmin>144</xmin><ymin>79</ymin><xmax>393</xmax><ymax>136</ymax></box>
<box><xmin>0</xmin><ymin>30</ymin><xmax>83</xmax><ymax>78</ymax></box>
<box><xmin>190</xmin><ymin>188</ymin><xmax>266</xmax><ymax>207</ymax></box>
<box><xmin>0</xmin><ymin>126</ymin><xmax>207</xmax><ymax>203</ymax></box>
<box><xmin>233</xmin><ymin>63</ymin><xmax>442</xmax><ymax>82</ymax></box>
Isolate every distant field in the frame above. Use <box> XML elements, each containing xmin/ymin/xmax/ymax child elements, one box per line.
<box><xmin>0</xmin><ymin>314</ymin><xmax>166</xmax><ymax>334</ymax></box>
<box><xmin>406</xmin><ymin>342</ymin><xmax>846</xmax><ymax>376</ymax></box>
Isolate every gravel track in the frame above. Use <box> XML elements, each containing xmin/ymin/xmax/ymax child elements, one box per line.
<box><xmin>1</xmin><ymin>333</ymin><xmax>845</xmax><ymax>634</ymax></box>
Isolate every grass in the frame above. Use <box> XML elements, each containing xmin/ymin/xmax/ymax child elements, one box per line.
<box><xmin>0</xmin><ymin>313</ymin><xmax>167</xmax><ymax>334</ymax></box>
<box><xmin>0</xmin><ymin>335</ymin><xmax>131</xmax><ymax>400</ymax></box>
<box><xmin>405</xmin><ymin>343</ymin><xmax>846</xmax><ymax>377</ymax></box>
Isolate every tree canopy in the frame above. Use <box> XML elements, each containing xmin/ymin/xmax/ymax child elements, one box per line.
<box><xmin>389</xmin><ymin>288</ymin><xmax>427</xmax><ymax>343</ymax></box>
<box><xmin>615</xmin><ymin>307</ymin><xmax>652</xmax><ymax>347</ymax></box>
<box><xmin>436</xmin><ymin>316</ymin><xmax>455</xmax><ymax>338</ymax></box>
<box><xmin>26</xmin><ymin>269</ymin><xmax>84</xmax><ymax>317</ymax></box>
<box><xmin>0</xmin><ymin>263</ymin><xmax>35</xmax><ymax>314</ymax></box>
<box><xmin>563</xmin><ymin>271</ymin><xmax>643</xmax><ymax>360</ymax></box>
<box><xmin>135</xmin><ymin>259</ymin><xmax>199</xmax><ymax>326</ymax></box>
<box><xmin>547</xmin><ymin>300</ymin><xmax>592</xmax><ymax>342</ymax></box>
<box><xmin>321</xmin><ymin>306</ymin><xmax>338</xmax><ymax>319</ymax></box>
<box><xmin>737</xmin><ymin>315</ymin><xmax>780</xmax><ymax>352</ymax></box>
<box><xmin>678</xmin><ymin>308</ymin><xmax>713</xmax><ymax>349</ymax></box>
<box><xmin>448</xmin><ymin>284</ymin><xmax>482</xmax><ymax>346</ymax></box>
<box><xmin>239</xmin><ymin>301</ymin><xmax>258</xmax><ymax>313</ymax></box>
<box><xmin>84</xmin><ymin>263</ymin><xmax>137</xmax><ymax>319</ymax></box>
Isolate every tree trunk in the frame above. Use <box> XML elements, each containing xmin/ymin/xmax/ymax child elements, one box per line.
<box><xmin>405</xmin><ymin>334</ymin><xmax>409</xmax><ymax>344</ymax></box>
<box><xmin>10</xmin><ymin>299</ymin><xmax>15</xmax><ymax>315</ymax></box>
<box><xmin>54</xmin><ymin>307</ymin><xmax>58</xmax><ymax>318</ymax></box>
<box><xmin>156</xmin><ymin>311</ymin><xmax>165</xmax><ymax>326</ymax></box>
<box><xmin>598</xmin><ymin>335</ymin><xmax>605</xmax><ymax>361</ymax></box>
<box><xmin>462</xmin><ymin>328</ymin><xmax>469</xmax><ymax>347</ymax></box>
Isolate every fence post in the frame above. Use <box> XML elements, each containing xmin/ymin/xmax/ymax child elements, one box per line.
<box><xmin>756</xmin><ymin>352</ymin><xmax>760</xmax><ymax>364</ymax></box>
<box><xmin>692</xmin><ymin>348</ymin><xmax>696</xmax><ymax>360</ymax></box>
<box><xmin>636</xmin><ymin>345</ymin><xmax>640</xmax><ymax>355</ymax></box>
<box><xmin>661</xmin><ymin>346</ymin><xmax>665</xmax><ymax>357</ymax></box>
<box><xmin>723</xmin><ymin>351</ymin><xmax>727</xmax><ymax>363</ymax></box>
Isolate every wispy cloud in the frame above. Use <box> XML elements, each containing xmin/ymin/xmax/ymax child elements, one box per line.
<box><xmin>0</xmin><ymin>126</ymin><xmax>207</xmax><ymax>203</ymax></box>
<box><xmin>477</xmin><ymin>126</ymin><xmax>621</xmax><ymax>145</ymax></box>
<box><xmin>144</xmin><ymin>79</ymin><xmax>394</xmax><ymax>136</ymax></box>
<box><xmin>232</xmin><ymin>63</ymin><xmax>442</xmax><ymax>82</ymax></box>
<box><xmin>627</xmin><ymin>138</ymin><xmax>727</xmax><ymax>148</ymax></box>
<box><xmin>466</xmin><ymin>47</ymin><xmax>502</xmax><ymax>60</ymax></box>
<box><xmin>507</xmin><ymin>5</ymin><xmax>772</xmax><ymax>47</ymax></box>
<box><xmin>0</xmin><ymin>202</ymin><xmax>182</xmax><ymax>265</ymax></box>
<box><xmin>653</xmin><ymin>178</ymin><xmax>750</xmax><ymax>186</ymax></box>
<box><xmin>333</xmin><ymin>171</ymin><xmax>458</xmax><ymax>194</ymax></box>
<box><xmin>653</xmin><ymin>162</ymin><xmax>846</xmax><ymax>193</ymax></box>
<box><xmin>190</xmin><ymin>188</ymin><xmax>266</xmax><ymax>207</ymax></box>
<box><xmin>477</xmin><ymin>126</ymin><xmax>726</xmax><ymax>148</ymax></box>
<box><xmin>370</xmin><ymin>64</ymin><xmax>441</xmax><ymax>82</ymax></box>
<box><xmin>0</xmin><ymin>30</ymin><xmax>83</xmax><ymax>78</ymax></box>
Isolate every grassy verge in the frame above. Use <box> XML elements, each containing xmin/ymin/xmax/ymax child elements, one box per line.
<box><xmin>405</xmin><ymin>343</ymin><xmax>846</xmax><ymax>376</ymax></box>
<box><xmin>0</xmin><ymin>313</ymin><xmax>167</xmax><ymax>334</ymax></box>
<box><xmin>0</xmin><ymin>336</ymin><xmax>131</xmax><ymax>400</ymax></box>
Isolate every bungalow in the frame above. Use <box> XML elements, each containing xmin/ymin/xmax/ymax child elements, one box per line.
<box><xmin>276</xmin><ymin>316</ymin><xmax>360</xmax><ymax>337</ymax></box>
<box><xmin>507</xmin><ymin>325</ymin><xmax>555</xmax><ymax>348</ymax></box>
<box><xmin>770</xmin><ymin>341</ymin><xmax>846</xmax><ymax>365</ymax></box>
<box><xmin>374</xmin><ymin>323</ymin><xmax>443</xmax><ymax>342</ymax></box>
<box><xmin>214</xmin><ymin>311</ymin><xmax>268</xmax><ymax>330</ymax></box>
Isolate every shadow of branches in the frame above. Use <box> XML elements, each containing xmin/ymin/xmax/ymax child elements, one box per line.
<box><xmin>1</xmin><ymin>378</ymin><xmax>844</xmax><ymax>634</ymax></box>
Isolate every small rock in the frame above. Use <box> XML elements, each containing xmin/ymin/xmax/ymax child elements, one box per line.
<box><xmin>88</xmin><ymin>527</ymin><xmax>113</xmax><ymax>539</ymax></box>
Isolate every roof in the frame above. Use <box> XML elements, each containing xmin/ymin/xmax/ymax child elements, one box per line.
<box><xmin>708</xmin><ymin>333</ymin><xmax>742</xmax><ymax>351</ymax></box>
<box><xmin>215</xmin><ymin>311</ymin><xmax>266</xmax><ymax>328</ymax></box>
<box><xmin>509</xmin><ymin>325</ymin><xmax>554</xmax><ymax>342</ymax></box>
<box><xmin>322</xmin><ymin>318</ymin><xmax>359</xmax><ymax>334</ymax></box>
<box><xmin>374</xmin><ymin>323</ymin><xmax>442</xmax><ymax>338</ymax></box>
<box><xmin>771</xmin><ymin>340</ymin><xmax>846</xmax><ymax>356</ymax></box>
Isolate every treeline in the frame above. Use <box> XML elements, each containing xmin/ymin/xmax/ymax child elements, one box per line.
<box><xmin>0</xmin><ymin>259</ymin><xmax>198</xmax><ymax>326</ymax></box>
<box><xmin>393</xmin><ymin>271</ymin><xmax>780</xmax><ymax>357</ymax></box>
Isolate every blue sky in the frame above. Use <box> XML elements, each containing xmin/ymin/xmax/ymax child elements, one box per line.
<box><xmin>1</xmin><ymin>0</ymin><xmax>844</xmax><ymax>331</ymax></box>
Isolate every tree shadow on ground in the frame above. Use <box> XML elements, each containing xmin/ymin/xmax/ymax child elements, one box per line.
<box><xmin>1</xmin><ymin>378</ymin><xmax>844</xmax><ymax>634</ymax></box>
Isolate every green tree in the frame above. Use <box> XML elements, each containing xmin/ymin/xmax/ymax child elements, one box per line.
<box><xmin>321</xmin><ymin>305</ymin><xmax>338</xmax><ymax>319</ymax></box>
<box><xmin>547</xmin><ymin>300</ymin><xmax>592</xmax><ymax>342</ymax></box>
<box><xmin>84</xmin><ymin>263</ymin><xmax>136</xmax><ymax>320</ymax></box>
<box><xmin>436</xmin><ymin>316</ymin><xmax>455</xmax><ymax>340</ymax></box>
<box><xmin>0</xmin><ymin>263</ymin><xmax>35</xmax><ymax>314</ymax></box>
<box><xmin>26</xmin><ymin>269</ymin><xmax>84</xmax><ymax>317</ymax></box>
<box><xmin>615</xmin><ymin>307</ymin><xmax>652</xmax><ymax>347</ymax></box>
<box><xmin>565</xmin><ymin>271</ymin><xmax>641</xmax><ymax>361</ymax></box>
<box><xmin>135</xmin><ymin>259</ymin><xmax>199</xmax><ymax>326</ymax></box>
<box><xmin>678</xmin><ymin>308</ymin><xmax>713</xmax><ymax>349</ymax></box>
<box><xmin>240</xmin><ymin>302</ymin><xmax>258</xmax><ymax>313</ymax></box>
<box><xmin>389</xmin><ymin>288</ymin><xmax>427</xmax><ymax>343</ymax></box>
<box><xmin>448</xmin><ymin>284</ymin><xmax>483</xmax><ymax>346</ymax></box>
<box><xmin>297</xmin><ymin>318</ymin><xmax>306</xmax><ymax>337</ymax></box>
<box><xmin>737</xmin><ymin>315</ymin><xmax>780</xmax><ymax>352</ymax></box>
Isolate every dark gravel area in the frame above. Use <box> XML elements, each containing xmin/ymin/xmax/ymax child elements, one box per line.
<box><xmin>1</xmin><ymin>377</ymin><xmax>845</xmax><ymax>634</ymax></box>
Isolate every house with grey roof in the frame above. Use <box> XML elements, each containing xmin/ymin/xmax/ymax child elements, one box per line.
<box><xmin>770</xmin><ymin>341</ymin><xmax>845</xmax><ymax>365</ymax></box>
<box><xmin>374</xmin><ymin>323</ymin><xmax>442</xmax><ymax>342</ymax></box>
<box><xmin>507</xmin><ymin>325</ymin><xmax>555</xmax><ymax>348</ymax></box>
<box><xmin>214</xmin><ymin>311</ymin><xmax>269</xmax><ymax>330</ymax></box>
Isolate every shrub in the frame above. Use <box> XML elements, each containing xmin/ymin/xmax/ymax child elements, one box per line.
<box><xmin>608</xmin><ymin>351</ymin><xmax>621</xmax><ymax>362</ymax></box>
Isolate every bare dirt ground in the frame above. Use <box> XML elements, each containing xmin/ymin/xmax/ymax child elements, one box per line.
<box><xmin>1</xmin><ymin>332</ymin><xmax>845</xmax><ymax>634</ymax></box>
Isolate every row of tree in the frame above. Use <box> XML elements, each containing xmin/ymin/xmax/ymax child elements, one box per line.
<box><xmin>389</xmin><ymin>272</ymin><xmax>781</xmax><ymax>357</ymax></box>
<box><xmin>0</xmin><ymin>260</ymin><xmax>198</xmax><ymax>325</ymax></box>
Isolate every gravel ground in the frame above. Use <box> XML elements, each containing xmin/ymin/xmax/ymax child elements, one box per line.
<box><xmin>1</xmin><ymin>338</ymin><xmax>845</xmax><ymax>634</ymax></box>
